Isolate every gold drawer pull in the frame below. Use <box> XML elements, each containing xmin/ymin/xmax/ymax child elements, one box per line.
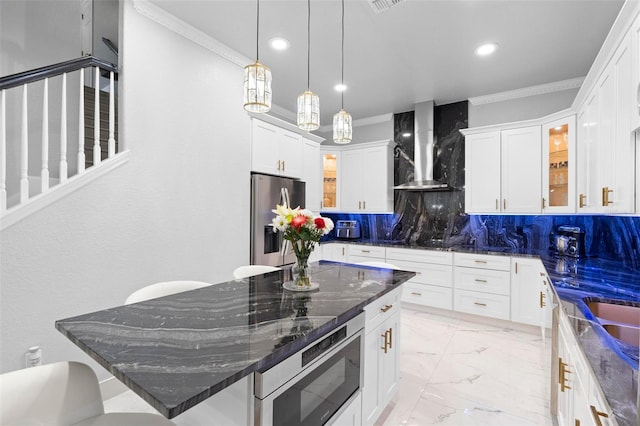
<box><xmin>361</xmin><ymin>250</ymin><xmax>370</xmax><ymax>253</ymax></box>
<box><xmin>473</xmin><ymin>302</ymin><xmax>487</xmax><ymax>307</ymax></box>
<box><xmin>539</xmin><ymin>291</ymin><xmax>546</xmax><ymax>308</ymax></box>
<box><xmin>381</xmin><ymin>330</ymin><xmax>388</xmax><ymax>353</ymax></box>
<box><xmin>474</xmin><ymin>279</ymin><xmax>488</xmax><ymax>283</ymax></box>
<box><xmin>589</xmin><ymin>405</ymin><xmax>609</xmax><ymax>426</ymax></box>
<box><xmin>474</xmin><ymin>260</ymin><xmax>487</xmax><ymax>264</ymax></box>
<box><xmin>388</xmin><ymin>327</ymin><xmax>393</xmax><ymax>349</ymax></box>
<box><xmin>579</xmin><ymin>193</ymin><xmax>586</xmax><ymax>208</ymax></box>
<box><xmin>602</xmin><ymin>187</ymin><xmax>613</xmax><ymax>206</ymax></box>
<box><xmin>559</xmin><ymin>357</ymin><xmax>572</xmax><ymax>392</ymax></box>
<box><xmin>410</xmin><ymin>292</ymin><xmax>422</xmax><ymax>296</ymax></box>
<box><xmin>380</xmin><ymin>304</ymin><xmax>393</xmax><ymax>313</ymax></box>
<box><xmin>539</xmin><ymin>272</ymin><xmax>546</xmax><ymax>277</ymax></box>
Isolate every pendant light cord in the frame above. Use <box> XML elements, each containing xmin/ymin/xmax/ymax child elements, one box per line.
<box><xmin>341</xmin><ymin>0</ymin><xmax>345</xmax><ymax>109</ymax></box>
<box><xmin>307</xmin><ymin>0</ymin><xmax>311</xmax><ymax>90</ymax></box>
<box><xmin>256</xmin><ymin>0</ymin><xmax>260</xmax><ymax>62</ymax></box>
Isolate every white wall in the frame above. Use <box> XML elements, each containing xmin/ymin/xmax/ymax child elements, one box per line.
<box><xmin>468</xmin><ymin>88</ymin><xmax>578</xmax><ymax>127</ymax></box>
<box><xmin>0</xmin><ymin>0</ymin><xmax>250</xmax><ymax>379</ymax></box>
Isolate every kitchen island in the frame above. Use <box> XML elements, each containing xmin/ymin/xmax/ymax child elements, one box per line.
<box><xmin>55</xmin><ymin>261</ymin><xmax>414</xmax><ymax>421</ymax></box>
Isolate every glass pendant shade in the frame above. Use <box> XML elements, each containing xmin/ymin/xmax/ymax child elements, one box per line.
<box><xmin>333</xmin><ymin>109</ymin><xmax>352</xmax><ymax>144</ymax></box>
<box><xmin>297</xmin><ymin>90</ymin><xmax>320</xmax><ymax>131</ymax></box>
<box><xmin>243</xmin><ymin>61</ymin><xmax>272</xmax><ymax>113</ymax></box>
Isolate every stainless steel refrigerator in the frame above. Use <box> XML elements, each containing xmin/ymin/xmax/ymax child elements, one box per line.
<box><xmin>251</xmin><ymin>173</ymin><xmax>306</xmax><ymax>266</ymax></box>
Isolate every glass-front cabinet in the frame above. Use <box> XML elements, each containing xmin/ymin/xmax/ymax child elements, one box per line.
<box><xmin>321</xmin><ymin>151</ymin><xmax>339</xmax><ymax>210</ymax></box>
<box><xmin>542</xmin><ymin>115</ymin><xmax>576</xmax><ymax>213</ymax></box>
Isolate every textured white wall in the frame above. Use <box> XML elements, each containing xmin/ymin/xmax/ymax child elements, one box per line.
<box><xmin>0</xmin><ymin>0</ymin><xmax>250</xmax><ymax>378</ymax></box>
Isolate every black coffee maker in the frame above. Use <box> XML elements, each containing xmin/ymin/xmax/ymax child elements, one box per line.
<box><xmin>555</xmin><ymin>226</ymin><xmax>586</xmax><ymax>257</ymax></box>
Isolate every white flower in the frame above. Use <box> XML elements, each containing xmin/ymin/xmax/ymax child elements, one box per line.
<box><xmin>299</xmin><ymin>209</ymin><xmax>313</xmax><ymax>218</ymax></box>
<box><xmin>322</xmin><ymin>217</ymin><xmax>334</xmax><ymax>235</ymax></box>
<box><xmin>272</xmin><ymin>215</ymin><xmax>288</xmax><ymax>232</ymax></box>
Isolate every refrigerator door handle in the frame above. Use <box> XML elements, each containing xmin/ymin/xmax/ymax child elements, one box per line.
<box><xmin>280</xmin><ymin>187</ymin><xmax>288</xmax><ymax>208</ymax></box>
<box><xmin>284</xmin><ymin>187</ymin><xmax>291</xmax><ymax>208</ymax></box>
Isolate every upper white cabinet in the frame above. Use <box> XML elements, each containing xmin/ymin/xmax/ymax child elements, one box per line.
<box><xmin>632</xmin><ymin>12</ymin><xmax>640</xmax><ymax>132</ymax></box>
<box><xmin>501</xmin><ymin>126</ymin><xmax>542</xmax><ymax>213</ymax></box>
<box><xmin>251</xmin><ymin>118</ymin><xmax>302</xmax><ymax>179</ymax></box>
<box><xmin>464</xmin><ymin>131</ymin><xmax>501</xmax><ymax>213</ymax></box>
<box><xmin>464</xmin><ymin>126</ymin><xmax>541</xmax><ymax>214</ymax></box>
<box><xmin>576</xmin><ymin>31</ymin><xmax>636</xmax><ymax>214</ymax></box>
<box><xmin>302</xmin><ymin>137</ymin><xmax>321</xmax><ymax>212</ymax></box>
<box><xmin>542</xmin><ymin>115</ymin><xmax>576</xmax><ymax>213</ymax></box>
<box><xmin>322</xmin><ymin>141</ymin><xmax>394</xmax><ymax>213</ymax></box>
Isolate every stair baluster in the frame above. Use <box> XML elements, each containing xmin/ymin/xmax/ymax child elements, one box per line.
<box><xmin>93</xmin><ymin>67</ymin><xmax>100</xmax><ymax>166</ymax></box>
<box><xmin>78</xmin><ymin>69</ymin><xmax>85</xmax><ymax>173</ymax></box>
<box><xmin>20</xmin><ymin>84</ymin><xmax>29</xmax><ymax>204</ymax></box>
<box><xmin>41</xmin><ymin>78</ymin><xmax>49</xmax><ymax>193</ymax></box>
<box><xmin>108</xmin><ymin>71</ymin><xmax>115</xmax><ymax>158</ymax></box>
<box><xmin>1</xmin><ymin>89</ymin><xmax>6</xmax><ymax>213</ymax></box>
<box><xmin>60</xmin><ymin>73</ymin><xmax>68</xmax><ymax>182</ymax></box>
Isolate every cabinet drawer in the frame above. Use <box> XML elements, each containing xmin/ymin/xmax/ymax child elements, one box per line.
<box><xmin>385</xmin><ymin>247</ymin><xmax>453</xmax><ymax>265</ymax></box>
<box><xmin>364</xmin><ymin>286</ymin><xmax>402</xmax><ymax>330</ymax></box>
<box><xmin>453</xmin><ymin>289</ymin><xmax>510</xmax><ymax>320</ymax></box>
<box><xmin>454</xmin><ymin>253</ymin><xmax>511</xmax><ymax>271</ymax></box>
<box><xmin>402</xmin><ymin>282</ymin><xmax>452</xmax><ymax>310</ymax></box>
<box><xmin>454</xmin><ymin>267</ymin><xmax>510</xmax><ymax>295</ymax></box>
<box><xmin>392</xmin><ymin>259</ymin><xmax>453</xmax><ymax>288</ymax></box>
<box><xmin>347</xmin><ymin>245</ymin><xmax>386</xmax><ymax>259</ymax></box>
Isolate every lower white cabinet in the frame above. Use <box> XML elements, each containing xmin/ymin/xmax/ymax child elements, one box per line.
<box><xmin>453</xmin><ymin>289</ymin><xmax>510</xmax><ymax>320</ymax></box>
<box><xmin>323</xmin><ymin>243</ymin><xmax>348</xmax><ymax>262</ymax></box>
<box><xmin>347</xmin><ymin>245</ymin><xmax>386</xmax><ymax>264</ymax></box>
<box><xmin>555</xmin><ymin>309</ymin><xmax>615</xmax><ymax>426</ymax></box>
<box><xmin>362</xmin><ymin>287</ymin><xmax>401</xmax><ymax>426</ymax></box>
<box><xmin>510</xmin><ymin>257</ymin><xmax>547</xmax><ymax>326</ymax></box>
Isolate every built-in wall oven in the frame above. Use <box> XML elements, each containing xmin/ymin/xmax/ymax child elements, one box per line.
<box><xmin>255</xmin><ymin>313</ymin><xmax>364</xmax><ymax>426</ymax></box>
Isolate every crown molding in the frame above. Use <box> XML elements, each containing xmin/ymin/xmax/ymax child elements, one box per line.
<box><xmin>132</xmin><ymin>0</ymin><xmax>251</xmax><ymax>68</ymax></box>
<box><xmin>469</xmin><ymin>77</ymin><xmax>584</xmax><ymax>106</ymax></box>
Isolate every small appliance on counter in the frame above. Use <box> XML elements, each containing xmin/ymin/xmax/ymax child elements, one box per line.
<box><xmin>555</xmin><ymin>225</ymin><xmax>586</xmax><ymax>258</ymax></box>
<box><xmin>335</xmin><ymin>220</ymin><xmax>361</xmax><ymax>239</ymax></box>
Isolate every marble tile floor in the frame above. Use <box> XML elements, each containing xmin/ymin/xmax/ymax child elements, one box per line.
<box><xmin>104</xmin><ymin>307</ymin><xmax>554</xmax><ymax>425</ymax></box>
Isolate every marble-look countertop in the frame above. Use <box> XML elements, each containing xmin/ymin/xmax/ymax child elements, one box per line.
<box><xmin>323</xmin><ymin>240</ymin><xmax>639</xmax><ymax>425</ymax></box>
<box><xmin>55</xmin><ymin>262</ymin><xmax>415</xmax><ymax>419</ymax></box>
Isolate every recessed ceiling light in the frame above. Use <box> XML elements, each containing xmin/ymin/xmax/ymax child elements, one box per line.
<box><xmin>402</xmin><ymin>132</ymin><xmax>412</xmax><ymax>138</ymax></box>
<box><xmin>269</xmin><ymin>37</ymin><xmax>290</xmax><ymax>51</ymax></box>
<box><xmin>475</xmin><ymin>42</ymin><xmax>498</xmax><ymax>56</ymax></box>
<box><xmin>334</xmin><ymin>83</ymin><xmax>347</xmax><ymax>92</ymax></box>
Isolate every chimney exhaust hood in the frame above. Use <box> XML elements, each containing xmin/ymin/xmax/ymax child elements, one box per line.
<box><xmin>394</xmin><ymin>101</ymin><xmax>450</xmax><ymax>191</ymax></box>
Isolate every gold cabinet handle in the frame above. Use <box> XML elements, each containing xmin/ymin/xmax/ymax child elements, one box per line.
<box><xmin>589</xmin><ymin>405</ymin><xmax>609</xmax><ymax>426</ymax></box>
<box><xmin>282</xmin><ymin>160</ymin><xmax>285</xmax><ymax>171</ymax></box>
<box><xmin>559</xmin><ymin>357</ymin><xmax>572</xmax><ymax>392</ymax></box>
<box><xmin>515</xmin><ymin>262</ymin><xmax>518</xmax><ymax>274</ymax></box>
<box><xmin>575</xmin><ymin>419</ymin><xmax>581</xmax><ymax>426</ymax></box>
<box><xmin>539</xmin><ymin>272</ymin><xmax>546</xmax><ymax>277</ymax></box>
<box><xmin>474</xmin><ymin>260</ymin><xmax>487</xmax><ymax>264</ymax></box>
<box><xmin>495</xmin><ymin>199</ymin><xmax>499</xmax><ymax>211</ymax></box>
<box><xmin>380</xmin><ymin>304</ymin><xmax>393</xmax><ymax>313</ymax></box>
<box><xmin>474</xmin><ymin>279</ymin><xmax>488</xmax><ymax>283</ymax></box>
<box><xmin>579</xmin><ymin>193</ymin><xmax>586</xmax><ymax>208</ymax></box>
<box><xmin>381</xmin><ymin>330</ymin><xmax>388</xmax><ymax>353</ymax></box>
<box><xmin>342</xmin><ymin>247</ymin><xmax>345</xmax><ymax>256</ymax></box>
<box><xmin>473</xmin><ymin>302</ymin><xmax>487</xmax><ymax>307</ymax></box>
<box><xmin>361</xmin><ymin>250</ymin><xmax>370</xmax><ymax>253</ymax></box>
<box><xmin>410</xmin><ymin>291</ymin><xmax>422</xmax><ymax>296</ymax></box>
<box><xmin>503</xmin><ymin>199</ymin><xmax>506</xmax><ymax>210</ymax></box>
<box><xmin>363</xmin><ymin>200</ymin><xmax>366</xmax><ymax>209</ymax></box>
<box><xmin>542</xmin><ymin>197</ymin><xmax>546</xmax><ymax>210</ymax></box>
<box><xmin>388</xmin><ymin>327</ymin><xmax>393</xmax><ymax>349</ymax></box>
<box><xmin>539</xmin><ymin>291</ymin><xmax>546</xmax><ymax>308</ymax></box>
<box><xmin>277</xmin><ymin>160</ymin><xmax>281</xmax><ymax>171</ymax></box>
<box><xmin>358</xmin><ymin>201</ymin><xmax>362</xmax><ymax>209</ymax></box>
<box><xmin>602</xmin><ymin>187</ymin><xmax>613</xmax><ymax>206</ymax></box>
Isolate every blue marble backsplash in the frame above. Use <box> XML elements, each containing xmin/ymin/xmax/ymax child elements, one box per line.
<box><xmin>321</xmin><ymin>213</ymin><xmax>640</xmax><ymax>272</ymax></box>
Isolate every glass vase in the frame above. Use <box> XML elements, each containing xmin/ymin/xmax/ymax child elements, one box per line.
<box><xmin>292</xmin><ymin>254</ymin><xmax>311</xmax><ymax>289</ymax></box>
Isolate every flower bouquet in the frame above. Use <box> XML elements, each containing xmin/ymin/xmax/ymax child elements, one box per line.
<box><xmin>271</xmin><ymin>204</ymin><xmax>334</xmax><ymax>290</ymax></box>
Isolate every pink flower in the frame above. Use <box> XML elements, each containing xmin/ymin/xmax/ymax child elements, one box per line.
<box><xmin>314</xmin><ymin>217</ymin><xmax>326</xmax><ymax>230</ymax></box>
<box><xmin>291</xmin><ymin>215</ymin><xmax>307</xmax><ymax>231</ymax></box>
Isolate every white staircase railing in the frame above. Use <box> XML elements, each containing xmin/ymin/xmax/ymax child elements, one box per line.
<box><xmin>0</xmin><ymin>56</ymin><xmax>120</xmax><ymax>225</ymax></box>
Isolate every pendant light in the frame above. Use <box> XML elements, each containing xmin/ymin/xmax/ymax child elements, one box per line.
<box><xmin>243</xmin><ymin>0</ymin><xmax>272</xmax><ymax>113</ymax></box>
<box><xmin>333</xmin><ymin>0</ymin><xmax>352</xmax><ymax>144</ymax></box>
<box><xmin>297</xmin><ymin>0</ymin><xmax>320</xmax><ymax>131</ymax></box>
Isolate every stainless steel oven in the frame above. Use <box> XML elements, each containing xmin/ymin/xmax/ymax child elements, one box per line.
<box><xmin>255</xmin><ymin>314</ymin><xmax>364</xmax><ymax>426</ymax></box>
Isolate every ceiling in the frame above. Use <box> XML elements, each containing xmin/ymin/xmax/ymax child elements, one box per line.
<box><xmin>149</xmin><ymin>0</ymin><xmax>624</xmax><ymax>126</ymax></box>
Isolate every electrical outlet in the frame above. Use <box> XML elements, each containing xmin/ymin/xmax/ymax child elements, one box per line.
<box><xmin>25</xmin><ymin>346</ymin><xmax>42</xmax><ymax>368</ymax></box>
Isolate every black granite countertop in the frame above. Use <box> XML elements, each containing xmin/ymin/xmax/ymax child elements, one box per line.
<box><xmin>55</xmin><ymin>262</ymin><xmax>415</xmax><ymax>419</ymax></box>
<box><xmin>323</xmin><ymin>240</ymin><xmax>639</xmax><ymax>425</ymax></box>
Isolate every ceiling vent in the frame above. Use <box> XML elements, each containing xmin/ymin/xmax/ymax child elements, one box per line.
<box><xmin>367</xmin><ymin>0</ymin><xmax>405</xmax><ymax>14</ymax></box>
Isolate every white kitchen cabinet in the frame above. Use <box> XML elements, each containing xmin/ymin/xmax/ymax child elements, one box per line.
<box><xmin>453</xmin><ymin>253</ymin><xmax>511</xmax><ymax>321</ymax></box>
<box><xmin>386</xmin><ymin>248</ymin><xmax>454</xmax><ymax>310</ymax></box>
<box><xmin>251</xmin><ymin>118</ymin><xmax>302</xmax><ymax>179</ymax></box>
<box><xmin>302</xmin><ymin>137</ymin><xmax>321</xmax><ymax>212</ymax></box>
<box><xmin>464</xmin><ymin>131</ymin><xmax>501</xmax><ymax>213</ymax></box>
<box><xmin>510</xmin><ymin>257</ymin><xmax>546</xmax><ymax>326</ymax></box>
<box><xmin>631</xmin><ymin>12</ymin><xmax>640</xmax><ymax>132</ymax></box>
<box><xmin>346</xmin><ymin>245</ymin><xmax>386</xmax><ymax>264</ymax></box>
<box><xmin>340</xmin><ymin>141</ymin><xmax>394</xmax><ymax>213</ymax></box>
<box><xmin>576</xmin><ymin>31</ymin><xmax>636</xmax><ymax>214</ymax></box>
<box><xmin>322</xmin><ymin>243</ymin><xmax>347</xmax><ymax>262</ymax></box>
<box><xmin>501</xmin><ymin>126</ymin><xmax>542</xmax><ymax>213</ymax></box>
<box><xmin>362</xmin><ymin>287</ymin><xmax>401</xmax><ymax>426</ymax></box>
<box><xmin>542</xmin><ymin>116</ymin><xmax>576</xmax><ymax>213</ymax></box>
<box><xmin>464</xmin><ymin>126</ymin><xmax>542</xmax><ymax>214</ymax></box>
